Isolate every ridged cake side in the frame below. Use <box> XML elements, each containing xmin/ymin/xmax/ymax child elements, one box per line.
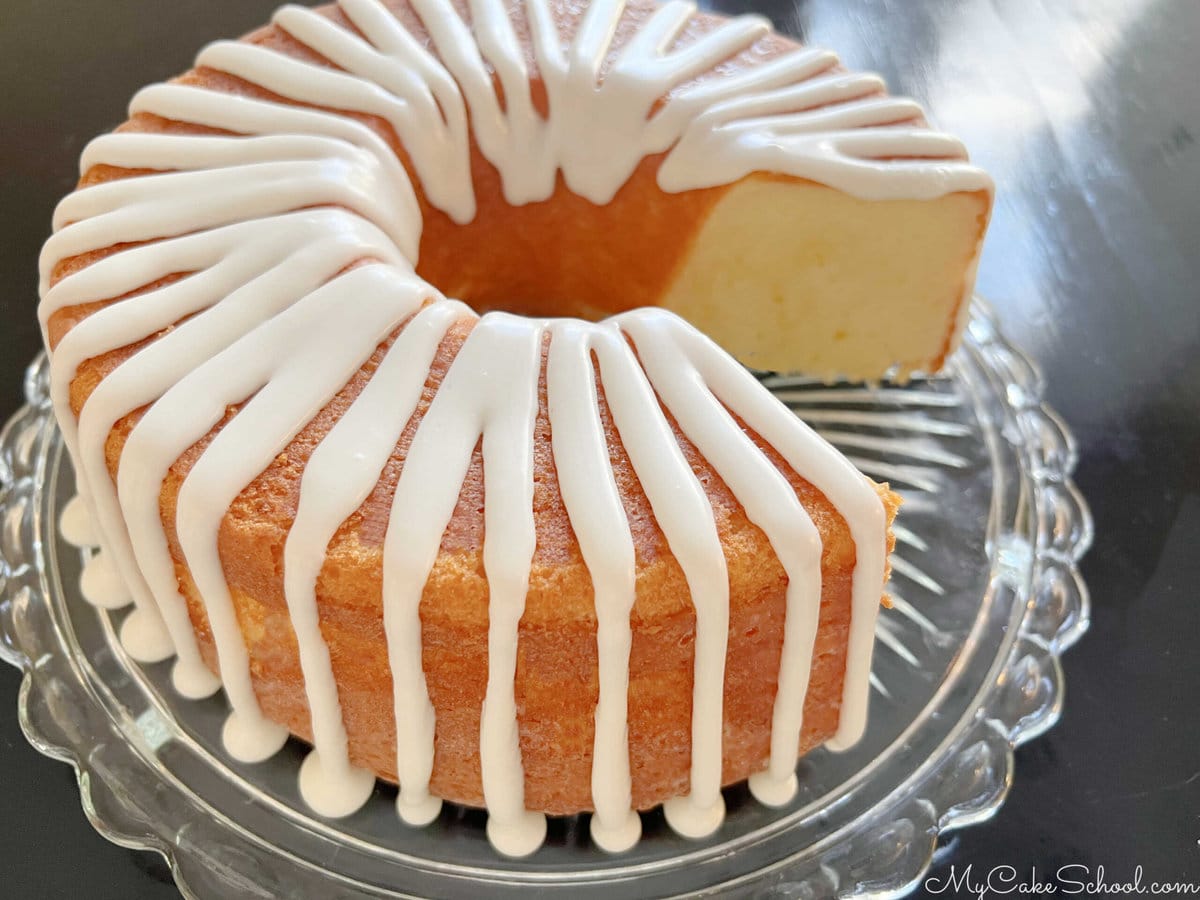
<box><xmin>54</xmin><ymin>310</ymin><xmax>898</xmax><ymax>816</ymax></box>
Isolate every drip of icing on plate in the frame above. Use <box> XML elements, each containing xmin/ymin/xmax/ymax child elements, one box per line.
<box><xmin>40</xmin><ymin>0</ymin><xmax>918</xmax><ymax>856</ymax></box>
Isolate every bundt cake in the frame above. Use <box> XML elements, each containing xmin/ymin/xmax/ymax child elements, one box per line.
<box><xmin>40</xmin><ymin>0</ymin><xmax>988</xmax><ymax>857</ymax></box>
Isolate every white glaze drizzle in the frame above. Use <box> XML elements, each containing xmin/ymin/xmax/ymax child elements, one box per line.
<box><xmin>37</xmin><ymin>0</ymin><xmax>911</xmax><ymax>854</ymax></box>
<box><xmin>545</xmin><ymin>321</ymin><xmax>641</xmax><ymax>854</ymax></box>
<box><xmin>60</xmin><ymin>494</ymin><xmax>98</xmax><ymax>547</ymax></box>
<box><xmin>61</xmin><ymin>496</ymin><xmax>130</xmax><ymax>612</ymax></box>
<box><xmin>474</xmin><ymin>316</ymin><xmax>547</xmax><ymax>858</ymax></box>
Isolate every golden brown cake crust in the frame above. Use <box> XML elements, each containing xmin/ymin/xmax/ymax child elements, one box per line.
<box><xmin>47</xmin><ymin>0</ymin><xmax>902</xmax><ymax>814</ymax></box>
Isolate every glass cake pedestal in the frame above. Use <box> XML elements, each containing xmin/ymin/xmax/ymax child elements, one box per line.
<box><xmin>0</xmin><ymin>299</ymin><xmax>1091</xmax><ymax>899</ymax></box>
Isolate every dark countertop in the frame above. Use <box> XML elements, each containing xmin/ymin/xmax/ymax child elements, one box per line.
<box><xmin>1</xmin><ymin>1</ymin><xmax>1197</xmax><ymax>897</ymax></box>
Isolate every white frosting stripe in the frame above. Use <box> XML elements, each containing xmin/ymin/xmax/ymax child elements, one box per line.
<box><xmin>633</xmin><ymin>8</ymin><xmax>769</xmax><ymax>84</ymax></box>
<box><xmin>39</xmin><ymin>0</ymin><xmax>913</xmax><ymax>856</ymax></box>
<box><xmin>546</xmin><ymin>322</ymin><xmax>640</xmax><ymax>853</ymax></box>
<box><xmin>381</xmin><ymin>322</ymin><xmax>492</xmax><ymax>829</ymax></box>
<box><xmin>765</xmin><ymin>98</ymin><xmax>927</xmax><ymax>135</ymax></box>
<box><xmin>620</xmin><ymin>1</ymin><xmax>698</xmax><ymax>60</ymax></box>
<box><xmin>477</xmin><ymin>316</ymin><xmax>546</xmax><ymax>858</ymax></box>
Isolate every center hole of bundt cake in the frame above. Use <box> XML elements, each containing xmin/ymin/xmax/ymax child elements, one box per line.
<box><xmin>409</xmin><ymin>157</ymin><xmax>725</xmax><ymax>322</ymax></box>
